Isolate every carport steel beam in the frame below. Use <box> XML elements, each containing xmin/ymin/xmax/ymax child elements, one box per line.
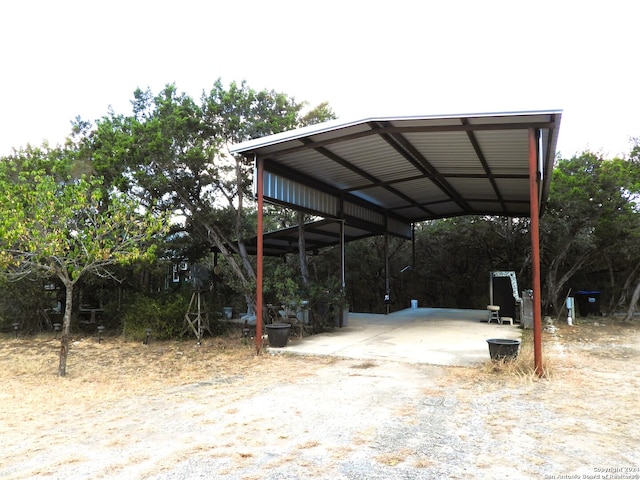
<box><xmin>529</xmin><ymin>128</ymin><xmax>543</xmax><ymax>376</ymax></box>
<box><xmin>246</xmin><ymin>113</ymin><xmax>553</xmax><ymax>373</ymax></box>
<box><xmin>254</xmin><ymin>140</ymin><xmax>545</xmax><ymax>370</ymax></box>
<box><xmin>256</xmin><ymin>155</ymin><xmax>264</xmax><ymax>353</ymax></box>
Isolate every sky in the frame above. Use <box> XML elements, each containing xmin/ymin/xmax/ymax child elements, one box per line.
<box><xmin>1</xmin><ymin>0</ymin><xmax>638</xmax><ymax>159</ymax></box>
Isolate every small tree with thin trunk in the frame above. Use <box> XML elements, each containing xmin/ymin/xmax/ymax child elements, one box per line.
<box><xmin>0</xmin><ymin>151</ymin><xmax>167</xmax><ymax>376</ymax></box>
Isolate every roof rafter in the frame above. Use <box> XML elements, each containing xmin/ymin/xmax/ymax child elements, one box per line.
<box><xmin>460</xmin><ymin>117</ymin><xmax>508</xmax><ymax>212</ymax></box>
<box><xmin>231</xmin><ymin>110</ymin><xmax>562</xmax><ymax>228</ymax></box>
<box><xmin>300</xmin><ymin>137</ymin><xmax>436</xmax><ymax>217</ymax></box>
<box><xmin>371</xmin><ymin>120</ymin><xmax>472</xmax><ymax>214</ymax></box>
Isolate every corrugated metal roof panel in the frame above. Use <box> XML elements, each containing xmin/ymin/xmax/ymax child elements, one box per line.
<box><xmin>233</xmin><ymin>110</ymin><xmax>562</xmax><ymax>228</ymax></box>
<box><xmin>390</xmin><ymin>177</ymin><xmax>452</xmax><ymax>204</ymax></box>
<box><xmin>476</xmin><ymin>130</ymin><xmax>530</xmax><ymax>175</ymax></box>
<box><xmin>405</xmin><ymin>131</ymin><xmax>485</xmax><ymax>175</ymax></box>
<box><xmin>352</xmin><ymin>185</ymin><xmax>408</xmax><ymax>209</ymax></box>
<box><xmin>278</xmin><ymin>149</ymin><xmax>363</xmax><ymax>189</ymax></box>
<box><xmin>494</xmin><ymin>178</ymin><xmax>531</xmax><ymax>199</ymax></box>
<box><xmin>327</xmin><ymin>136</ymin><xmax>421</xmax><ymax>183</ymax></box>
<box><xmin>393</xmin><ymin>205</ymin><xmax>434</xmax><ymax>219</ymax></box>
<box><xmin>263</xmin><ymin>172</ymin><xmax>338</xmax><ymax>217</ymax></box>
<box><xmin>424</xmin><ymin>201</ymin><xmax>465</xmax><ymax>218</ymax></box>
<box><xmin>467</xmin><ymin>201</ymin><xmax>511</xmax><ymax>213</ymax></box>
<box><xmin>447</xmin><ymin>177</ymin><xmax>497</xmax><ymax>201</ymax></box>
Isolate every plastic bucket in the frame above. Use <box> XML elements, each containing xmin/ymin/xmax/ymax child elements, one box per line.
<box><xmin>222</xmin><ymin>307</ymin><xmax>233</xmax><ymax>320</ymax></box>
<box><xmin>486</xmin><ymin>338</ymin><xmax>521</xmax><ymax>361</ymax></box>
<box><xmin>411</xmin><ymin>299</ymin><xmax>418</xmax><ymax>308</ymax></box>
<box><xmin>265</xmin><ymin>323</ymin><xmax>290</xmax><ymax>348</ymax></box>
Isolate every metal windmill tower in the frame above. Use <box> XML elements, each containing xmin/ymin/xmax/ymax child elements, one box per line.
<box><xmin>183</xmin><ymin>264</ymin><xmax>211</xmax><ymax>343</ymax></box>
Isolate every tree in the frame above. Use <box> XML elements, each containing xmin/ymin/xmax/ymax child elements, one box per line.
<box><xmin>541</xmin><ymin>150</ymin><xmax>640</xmax><ymax>315</ymax></box>
<box><xmin>0</xmin><ymin>147</ymin><xmax>168</xmax><ymax>376</ymax></box>
<box><xmin>85</xmin><ymin>80</ymin><xmax>336</xmax><ymax>311</ymax></box>
<box><xmin>618</xmin><ymin>138</ymin><xmax>640</xmax><ymax>320</ymax></box>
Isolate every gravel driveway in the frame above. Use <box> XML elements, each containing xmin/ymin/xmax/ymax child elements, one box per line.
<box><xmin>2</xmin><ymin>321</ymin><xmax>639</xmax><ymax>479</ymax></box>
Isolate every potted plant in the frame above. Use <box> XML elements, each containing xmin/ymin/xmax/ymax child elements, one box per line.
<box><xmin>263</xmin><ymin>262</ymin><xmax>349</xmax><ymax>344</ymax></box>
<box><xmin>308</xmin><ymin>280</ymin><xmax>349</xmax><ymax>332</ymax></box>
<box><xmin>264</xmin><ymin>269</ymin><xmax>302</xmax><ymax>347</ymax></box>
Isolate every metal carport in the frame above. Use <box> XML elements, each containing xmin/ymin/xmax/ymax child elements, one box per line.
<box><xmin>230</xmin><ymin>110</ymin><xmax>562</xmax><ymax>375</ymax></box>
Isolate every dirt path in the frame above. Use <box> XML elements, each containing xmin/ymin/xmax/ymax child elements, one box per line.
<box><xmin>1</xmin><ymin>321</ymin><xmax>639</xmax><ymax>479</ymax></box>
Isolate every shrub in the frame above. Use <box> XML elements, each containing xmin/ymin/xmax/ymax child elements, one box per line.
<box><xmin>121</xmin><ymin>292</ymin><xmax>189</xmax><ymax>341</ymax></box>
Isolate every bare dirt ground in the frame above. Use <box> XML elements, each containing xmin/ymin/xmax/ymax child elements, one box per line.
<box><xmin>1</xmin><ymin>319</ymin><xmax>639</xmax><ymax>480</ymax></box>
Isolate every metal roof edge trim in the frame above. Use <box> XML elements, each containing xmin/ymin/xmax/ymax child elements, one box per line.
<box><xmin>229</xmin><ymin>109</ymin><xmax>563</xmax><ymax>155</ymax></box>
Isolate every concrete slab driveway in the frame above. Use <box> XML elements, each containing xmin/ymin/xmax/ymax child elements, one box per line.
<box><xmin>277</xmin><ymin>308</ymin><xmax>522</xmax><ymax>366</ymax></box>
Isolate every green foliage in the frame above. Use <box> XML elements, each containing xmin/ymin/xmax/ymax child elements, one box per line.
<box><xmin>541</xmin><ymin>150</ymin><xmax>640</xmax><ymax>311</ymax></box>
<box><xmin>262</xmin><ymin>257</ymin><xmax>346</xmax><ymax>333</ymax></box>
<box><xmin>299</xmin><ymin>101</ymin><xmax>337</xmax><ymax>127</ymax></box>
<box><xmin>263</xmin><ymin>261</ymin><xmax>304</xmax><ymax>307</ymax></box>
<box><xmin>0</xmin><ymin>140</ymin><xmax>170</xmax><ymax>375</ymax></box>
<box><xmin>202</xmin><ymin>79</ymin><xmax>304</xmax><ymax>144</ymax></box>
<box><xmin>0</xmin><ymin>147</ymin><xmax>169</xmax><ymax>282</ymax></box>
<box><xmin>0</xmin><ymin>276</ymin><xmax>54</xmax><ymax>332</ymax></box>
<box><xmin>84</xmin><ymin>80</ymin><xmax>338</xmax><ymax>310</ymax></box>
<box><xmin>546</xmin><ymin>152</ymin><xmax>640</xmax><ymax>241</ymax></box>
<box><xmin>121</xmin><ymin>292</ymin><xmax>189</xmax><ymax>341</ymax></box>
<box><xmin>306</xmin><ymin>279</ymin><xmax>347</xmax><ymax>333</ymax></box>
<box><xmin>415</xmin><ymin>217</ymin><xmax>528</xmax><ymax>309</ymax></box>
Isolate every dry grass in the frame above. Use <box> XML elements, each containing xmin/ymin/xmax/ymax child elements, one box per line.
<box><xmin>2</xmin><ymin>318</ymin><xmax>640</xmax><ymax>478</ymax></box>
<box><xmin>438</xmin><ymin>319</ymin><xmax>640</xmax><ymax>457</ymax></box>
<box><xmin>441</xmin><ymin>327</ymin><xmax>555</xmax><ymax>390</ymax></box>
<box><xmin>450</xmin><ymin>318</ymin><xmax>640</xmax><ymax>388</ymax></box>
<box><xmin>413</xmin><ymin>456</ymin><xmax>433</xmax><ymax>468</ymax></box>
<box><xmin>445</xmin><ymin>318</ymin><xmax>640</xmax><ymax>469</ymax></box>
<box><xmin>0</xmin><ymin>331</ymin><xmax>333</xmax><ymax>424</ymax></box>
<box><xmin>349</xmin><ymin>360</ymin><xmax>377</xmax><ymax>369</ymax></box>
<box><xmin>480</xmin><ymin>329</ymin><xmax>553</xmax><ymax>379</ymax></box>
<box><xmin>298</xmin><ymin>440</ymin><xmax>321</xmax><ymax>449</ymax></box>
<box><xmin>352</xmin><ymin>426</ymin><xmax>377</xmax><ymax>446</ymax></box>
<box><xmin>0</xmin><ymin>332</ymin><xmax>339</xmax><ymax>478</ymax></box>
<box><xmin>375</xmin><ymin>447</ymin><xmax>414</xmax><ymax>466</ymax></box>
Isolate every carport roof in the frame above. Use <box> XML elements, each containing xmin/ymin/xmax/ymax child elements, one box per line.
<box><xmin>231</xmin><ymin>110</ymin><xmax>562</xmax><ymax>229</ymax></box>
<box><xmin>235</xmin><ymin>219</ymin><xmax>379</xmax><ymax>257</ymax></box>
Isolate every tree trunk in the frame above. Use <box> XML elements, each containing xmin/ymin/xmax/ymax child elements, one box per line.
<box><xmin>58</xmin><ymin>280</ymin><xmax>74</xmax><ymax>377</ymax></box>
<box><xmin>297</xmin><ymin>212</ymin><xmax>309</xmax><ymax>286</ymax></box>
<box><xmin>624</xmin><ymin>278</ymin><xmax>640</xmax><ymax>322</ymax></box>
<box><xmin>544</xmin><ymin>247</ymin><xmax>593</xmax><ymax>314</ymax></box>
<box><xmin>614</xmin><ymin>261</ymin><xmax>640</xmax><ymax>313</ymax></box>
<box><xmin>176</xmin><ymin>188</ymin><xmax>256</xmax><ymax>288</ymax></box>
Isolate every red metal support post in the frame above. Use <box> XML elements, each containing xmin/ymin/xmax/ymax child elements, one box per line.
<box><xmin>528</xmin><ymin>128</ymin><xmax>543</xmax><ymax>376</ymax></box>
<box><xmin>256</xmin><ymin>155</ymin><xmax>264</xmax><ymax>353</ymax></box>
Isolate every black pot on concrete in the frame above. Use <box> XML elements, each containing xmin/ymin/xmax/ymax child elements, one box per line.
<box><xmin>486</xmin><ymin>338</ymin><xmax>521</xmax><ymax>361</ymax></box>
<box><xmin>265</xmin><ymin>322</ymin><xmax>290</xmax><ymax>348</ymax></box>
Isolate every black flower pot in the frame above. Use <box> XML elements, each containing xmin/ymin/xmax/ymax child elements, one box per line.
<box><xmin>265</xmin><ymin>323</ymin><xmax>291</xmax><ymax>348</ymax></box>
<box><xmin>486</xmin><ymin>338</ymin><xmax>521</xmax><ymax>361</ymax></box>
